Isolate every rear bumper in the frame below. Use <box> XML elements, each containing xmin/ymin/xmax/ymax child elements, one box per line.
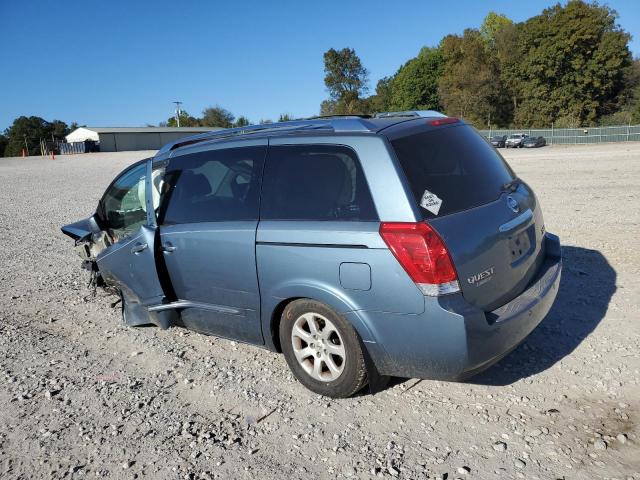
<box><xmin>359</xmin><ymin>233</ymin><xmax>562</xmax><ymax>379</ymax></box>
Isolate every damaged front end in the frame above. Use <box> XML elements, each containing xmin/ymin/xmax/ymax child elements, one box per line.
<box><xmin>61</xmin><ymin>216</ymin><xmax>114</xmax><ymax>295</ymax></box>
<box><xmin>61</xmin><ymin>215</ymin><xmax>174</xmax><ymax>330</ymax></box>
<box><xmin>73</xmin><ymin>231</ymin><xmax>112</xmax><ymax>262</ymax></box>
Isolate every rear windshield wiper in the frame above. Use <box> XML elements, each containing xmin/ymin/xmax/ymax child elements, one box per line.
<box><xmin>501</xmin><ymin>177</ymin><xmax>522</xmax><ymax>193</ymax></box>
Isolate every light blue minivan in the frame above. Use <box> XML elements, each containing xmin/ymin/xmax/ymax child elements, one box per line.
<box><xmin>62</xmin><ymin>112</ymin><xmax>562</xmax><ymax>397</ymax></box>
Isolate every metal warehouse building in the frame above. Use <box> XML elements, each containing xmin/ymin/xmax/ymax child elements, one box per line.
<box><xmin>65</xmin><ymin>127</ymin><xmax>220</xmax><ymax>152</ymax></box>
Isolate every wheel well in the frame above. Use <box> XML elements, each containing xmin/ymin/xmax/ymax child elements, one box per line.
<box><xmin>270</xmin><ymin>297</ymin><xmax>302</xmax><ymax>353</ymax></box>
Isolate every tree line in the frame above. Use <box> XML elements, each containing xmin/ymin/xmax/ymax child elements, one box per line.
<box><xmin>0</xmin><ymin>109</ymin><xmax>296</xmax><ymax>158</ymax></box>
<box><xmin>158</xmin><ymin>105</ymin><xmax>295</xmax><ymax>129</ymax></box>
<box><xmin>320</xmin><ymin>1</ymin><xmax>640</xmax><ymax>129</ymax></box>
<box><xmin>0</xmin><ymin>116</ymin><xmax>77</xmax><ymax>158</ymax></box>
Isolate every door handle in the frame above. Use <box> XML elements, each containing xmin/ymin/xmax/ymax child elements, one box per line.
<box><xmin>161</xmin><ymin>244</ymin><xmax>176</xmax><ymax>253</ymax></box>
<box><xmin>130</xmin><ymin>243</ymin><xmax>148</xmax><ymax>254</ymax></box>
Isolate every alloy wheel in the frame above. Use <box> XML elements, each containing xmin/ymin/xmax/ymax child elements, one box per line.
<box><xmin>290</xmin><ymin>312</ymin><xmax>346</xmax><ymax>381</ymax></box>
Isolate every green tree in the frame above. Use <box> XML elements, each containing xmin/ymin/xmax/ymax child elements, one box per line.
<box><xmin>513</xmin><ymin>0</ymin><xmax>631</xmax><ymax>127</ymax></box>
<box><xmin>319</xmin><ymin>99</ymin><xmax>338</xmax><ymax>116</ymax></box>
<box><xmin>50</xmin><ymin>120</ymin><xmax>69</xmax><ymax>138</ymax></box>
<box><xmin>323</xmin><ymin>47</ymin><xmax>369</xmax><ymax>100</ymax></box>
<box><xmin>389</xmin><ymin>47</ymin><xmax>443</xmax><ymax>111</ymax></box>
<box><xmin>321</xmin><ymin>48</ymin><xmax>369</xmax><ymax>114</ymax></box>
<box><xmin>633</xmin><ymin>98</ymin><xmax>640</xmax><ymax>123</ymax></box>
<box><xmin>620</xmin><ymin>59</ymin><xmax>640</xmax><ymax>106</ymax></box>
<box><xmin>3</xmin><ymin>116</ymin><xmax>69</xmax><ymax>157</ymax></box>
<box><xmin>165</xmin><ymin>110</ymin><xmax>201</xmax><ymax>127</ymax></box>
<box><xmin>601</xmin><ymin>58</ymin><xmax>640</xmax><ymax>124</ymax></box>
<box><xmin>0</xmin><ymin>134</ymin><xmax>7</xmax><ymax>158</ymax></box>
<box><xmin>367</xmin><ymin>76</ymin><xmax>394</xmax><ymax>113</ymax></box>
<box><xmin>624</xmin><ymin>59</ymin><xmax>640</xmax><ymax>123</ymax></box>
<box><xmin>479</xmin><ymin>11</ymin><xmax>517</xmax><ymax>125</ymax></box>
<box><xmin>597</xmin><ymin>110</ymin><xmax>633</xmax><ymax>126</ymax></box>
<box><xmin>234</xmin><ymin>116</ymin><xmax>251</xmax><ymax>127</ymax></box>
<box><xmin>492</xmin><ymin>21</ymin><xmax>521</xmax><ymax>123</ymax></box>
<box><xmin>480</xmin><ymin>12</ymin><xmax>513</xmax><ymax>51</ymax></box>
<box><xmin>319</xmin><ymin>96</ymin><xmax>370</xmax><ymax>116</ymax></box>
<box><xmin>201</xmin><ymin>106</ymin><xmax>235</xmax><ymax>128</ymax></box>
<box><xmin>278</xmin><ymin>113</ymin><xmax>294</xmax><ymax>122</ymax></box>
<box><xmin>438</xmin><ymin>29</ymin><xmax>499</xmax><ymax>127</ymax></box>
<box><xmin>632</xmin><ymin>64</ymin><xmax>640</xmax><ymax>122</ymax></box>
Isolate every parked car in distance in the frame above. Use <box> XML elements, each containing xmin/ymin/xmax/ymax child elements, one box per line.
<box><xmin>522</xmin><ymin>136</ymin><xmax>546</xmax><ymax>148</ymax></box>
<box><xmin>61</xmin><ymin>111</ymin><xmax>562</xmax><ymax>398</ymax></box>
<box><xmin>490</xmin><ymin>135</ymin><xmax>507</xmax><ymax>148</ymax></box>
<box><xmin>505</xmin><ymin>133</ymin><xmax>529</xmax><ymax>148</ymax></box>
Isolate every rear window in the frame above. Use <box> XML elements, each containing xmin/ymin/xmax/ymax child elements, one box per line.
<box><xmin>390</xmin><ymin>125</ymin><xmax>515</xmax><ymax>218</ymax></box>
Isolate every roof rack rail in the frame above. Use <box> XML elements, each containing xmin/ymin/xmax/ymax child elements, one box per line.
<box><xmin>160</xmin><ymin>117</ymin><xmax>375</xmax><ymax>154</ymax></box>
<box><xmin>306</xmin><ymin>114</ymin><xmax>373</xmax><ymax>119</ymax></box>
<box><xmin>164</xmin><ymin>121</ymin><xmax>331</xmax><ymax>152</ymax></box>
<box><xmin>374</xmin><ymin>110</ymin><xmax>446</xmax><ymax>118</ymax></box>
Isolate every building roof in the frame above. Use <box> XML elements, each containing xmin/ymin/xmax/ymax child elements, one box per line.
<box><xmin>80</xmin><ymin>127</ymin><xmax>220</xmax><ymax>133</ymax></box>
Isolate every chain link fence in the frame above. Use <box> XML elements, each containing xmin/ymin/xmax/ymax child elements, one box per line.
<box><xmin>479</xmin><ymin>124</ymin><xmax>640</xmax><ymax>145</ymax></box>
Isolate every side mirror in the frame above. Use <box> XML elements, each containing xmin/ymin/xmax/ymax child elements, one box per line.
<box><xmin>61</xmin><ymin>214</ymin><xmax>102</xmax><ymax>241</ymax></box>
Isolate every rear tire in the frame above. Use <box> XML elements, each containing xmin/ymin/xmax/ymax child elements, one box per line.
<box><xmin>280</xmin><ymin>299</ymin><xmax>368</xmax><ymax>398</ymax></box>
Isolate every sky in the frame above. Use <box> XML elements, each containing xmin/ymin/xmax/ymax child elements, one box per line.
<box><xmin>0</xmin><ymin>0</ymin><xmax>638</xmax><ymax>131</ymax></box>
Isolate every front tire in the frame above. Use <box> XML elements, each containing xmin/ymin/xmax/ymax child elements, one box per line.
<box><xmin>280</xmin><ymin>299</ymin><xmax>368</xmax><ymax>398</ymax></box>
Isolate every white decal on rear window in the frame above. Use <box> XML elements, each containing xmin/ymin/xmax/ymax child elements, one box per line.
<box><xmin>420</xmin><ymin>189</ymin><xmax>443</xmax><ymax>215</ymax></box>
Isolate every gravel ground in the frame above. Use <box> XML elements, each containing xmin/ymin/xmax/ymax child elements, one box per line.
<box><xmin>0</xmin><ymin>143</ymin><xmax>638</xmax><ymax>480</ymax></box>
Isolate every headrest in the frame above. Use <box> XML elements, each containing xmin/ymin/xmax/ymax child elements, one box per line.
<box><xmin>181</xmin><ymin>171</ymin><xmax>212</xmax><ymax>198</ymax></box>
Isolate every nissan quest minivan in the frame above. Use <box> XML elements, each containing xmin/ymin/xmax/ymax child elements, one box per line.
<box><xmin>62</xmin><ymin>111</ymin><xmax>562</xmax><ymax>398</ymax></box>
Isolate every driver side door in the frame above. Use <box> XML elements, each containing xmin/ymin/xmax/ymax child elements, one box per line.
<box><xmin>95</xmin><ymin>160</ymin><xmax>166</xmax><ymax>324</ymax></box>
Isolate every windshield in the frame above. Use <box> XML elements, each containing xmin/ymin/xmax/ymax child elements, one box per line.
<box><xmin>509</xmin><ymin>134</ymin><xmax>522</xmax><ymax>139</ymax></box>
<box><xmin>390</xmin><ymin>125</ymin><xmax>516</xmax><ymax>219</ymax></box>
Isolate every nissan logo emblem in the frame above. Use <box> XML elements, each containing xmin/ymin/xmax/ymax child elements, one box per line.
<box><xmin>507</xmin><ymin>196</ymin><xmax>520</xmax><ymax>213</ymax></box>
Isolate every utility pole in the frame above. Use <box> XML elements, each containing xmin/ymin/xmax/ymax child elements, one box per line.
<box><xmin>23</xmin><ymin>134</ymin><xmax>29</xmax><ymax>156</ymax></box>
<box><xmin>173</xmin><ymin>101</ymin><xmax>183</xmax><ymax>127</ymax></box>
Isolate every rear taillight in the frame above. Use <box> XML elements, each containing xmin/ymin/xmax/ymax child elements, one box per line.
<box><xmin>379</xmin><ymin>222</ymin><xmax>460</xmax><ymax>296</ymax></box>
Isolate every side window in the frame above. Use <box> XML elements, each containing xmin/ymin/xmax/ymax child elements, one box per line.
<box><xmin>261</xmin><ymin>145</ymin><xmax>377</xmax><ymax>221</ymax></box>
<box><xmin>101</xmin><ymin>162</ymin><xmax>148</xmax><ymax>242</ymax></box>
<box><xmin>158</xmin><ymin>146</ymin><xmax>265</xmax><ymax>225</ymax></box>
